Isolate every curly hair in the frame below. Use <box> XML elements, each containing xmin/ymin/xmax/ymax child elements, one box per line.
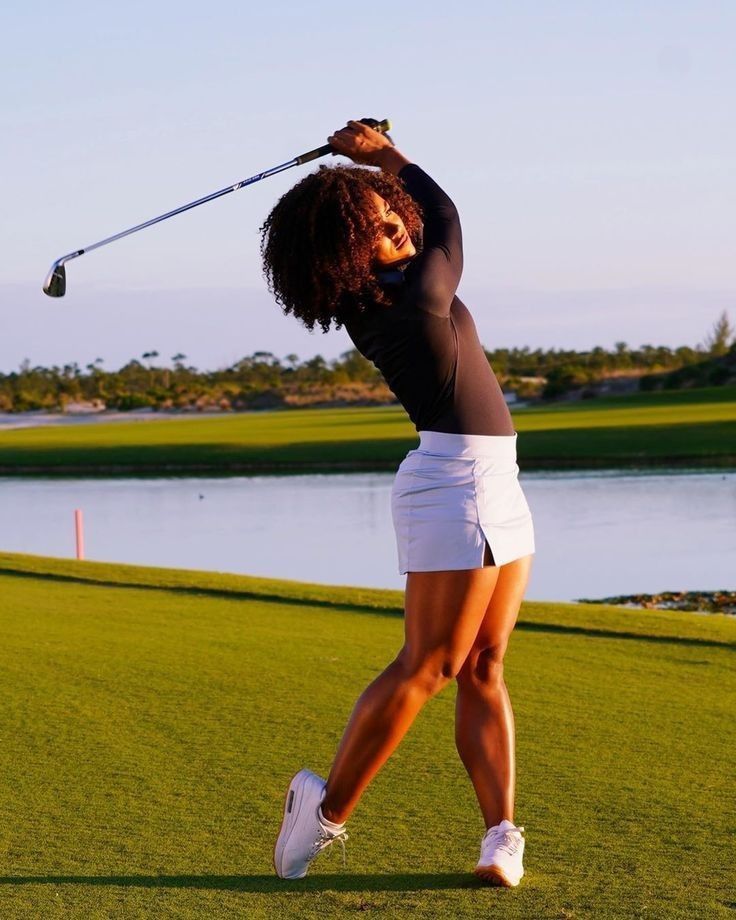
<box><xmin>259</xmin><ymin>164</ymin><xmax>424</xmax><ymax>333</ymax></box>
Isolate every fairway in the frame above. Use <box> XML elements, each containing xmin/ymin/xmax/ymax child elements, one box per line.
<box><xmin>0</xmin><ymin>553</ymin><xmax>733</xmax><ymax>918</ymax></box>
<box><xmin>0</xmin><ymin>385</ymin><xmax>734</xmax><ymax>474</ymax></box>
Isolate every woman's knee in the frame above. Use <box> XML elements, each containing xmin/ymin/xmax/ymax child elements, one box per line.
<box><xmin>456</xmin><ymin>642</ymin><xmax>508</xmax><ymax>691</ymax></box>
<box><xmin>394</xmin><ymin>646</ymin><xmax>464</xmax><ymax>696</ymax></box>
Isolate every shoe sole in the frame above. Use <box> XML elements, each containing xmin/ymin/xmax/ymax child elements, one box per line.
<box><xmin>273</xmin><ymin>769</ymin><xmax>313</xmax><ymax>880</ymax></box>
<box><xmin>473</xmin><ymin>864</ymin><xmax>521</xmax><ymax>887</ymax></box>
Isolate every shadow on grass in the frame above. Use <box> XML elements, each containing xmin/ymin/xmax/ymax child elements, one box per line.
<box><xmin>516</xmin><ymin>620</ymin><xmax>735</xmax><ymax>651</ymax></box>
<box><xmin>0</xmin><ymin>566</ymin><xmax>396</xmax><ymax>616</ymax></box>
<box><xmin>0</xmin><ymin>872</ymin><xmax>490</xmax><ymax>892</ymax></box>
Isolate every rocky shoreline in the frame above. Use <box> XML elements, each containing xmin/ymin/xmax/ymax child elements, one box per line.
<box><xmin>578</xmin><ymin>590</ymin><xmax>736</xmax><ymax>616</ymax></box>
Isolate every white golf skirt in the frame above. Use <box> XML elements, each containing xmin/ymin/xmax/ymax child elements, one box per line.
<box><xmin>391</xmin><ymin>430</ymin><xmax>535</xmax><ymax>573</ymax></box>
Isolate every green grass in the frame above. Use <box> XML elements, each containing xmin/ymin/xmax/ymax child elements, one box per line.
<box><xmin>0</xmin><ymin>385</ymin><xmax>734</xmax><ymax>474</ymax></box>
<box><xmin>0</xmin><ymin>552</ymin><xmax>734</xmax><ymax>918</ymax></box>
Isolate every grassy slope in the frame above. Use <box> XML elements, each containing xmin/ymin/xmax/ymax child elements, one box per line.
<box><xmin>0</xmin><ymin>552</ymin><xmax>734</xmax><ymax>919</ymax></box>
<box><xmin>0</xmin><ymin>385</ymin><xmax>734</xmax><ymax>474</ymax></box>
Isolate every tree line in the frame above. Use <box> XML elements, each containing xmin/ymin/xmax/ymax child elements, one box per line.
<box><xmin>1</xmin><ymin>312</ymin><xmax>733</xmax><ymax>413</ymax></box>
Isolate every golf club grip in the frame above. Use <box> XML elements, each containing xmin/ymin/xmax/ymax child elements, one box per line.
<box><xmin>296</xmin><ymin>118</ymin><xmax>392</xmax><ymax>165</ymax></box>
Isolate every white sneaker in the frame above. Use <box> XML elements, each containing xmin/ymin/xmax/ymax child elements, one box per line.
<box><xmin>474</xmin><ymin>818</ymin><xmax>525</xmax><ymax>887</ymax></box>
<box><xmin>273</xmin><ymin>768</ymin><xmax>349</xmax><ymax>880</ymax></box>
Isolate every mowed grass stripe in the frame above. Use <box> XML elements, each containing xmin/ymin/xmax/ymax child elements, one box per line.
<box><xmin>0</xmin><ymin>385</ymin><xmax>734</xmax><ymax>472</ymax></box>
<box><xmin>2</xmin><ymin>552</ymin><xmax>734</xmax><ymax>648</ymax></box>
<box><xmin>0</xmin><ymin>559</ymin><xmax>733</xmax><ymax>918</ymax></box>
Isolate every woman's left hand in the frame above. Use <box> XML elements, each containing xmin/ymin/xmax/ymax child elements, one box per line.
<box><xmin>327</xmin><ymin>120</ymin><xmax>394</xmax><ymax>166</ymax></box>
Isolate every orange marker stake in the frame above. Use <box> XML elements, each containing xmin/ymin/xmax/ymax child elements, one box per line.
<box><xmin>75</xmin><ymin>509</ymin><xmax>85</xmax><ymax>560</ymax></box>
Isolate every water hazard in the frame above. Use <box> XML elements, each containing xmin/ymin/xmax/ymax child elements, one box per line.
<box><xmin>1</xmin><ymin>470</ymin><xmax>733</xmax><ymax>602</ymax></box>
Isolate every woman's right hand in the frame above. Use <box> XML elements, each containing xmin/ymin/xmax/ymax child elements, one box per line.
<box><xmin>327</xmin><ymin>120</ymin><xmax>395</xmax><ymax>166</ymax></box>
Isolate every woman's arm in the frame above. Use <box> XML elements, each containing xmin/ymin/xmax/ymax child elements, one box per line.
<box><xmin>372</xmin><ymin>146</ymin><xmax>413</xmax><ymax>175</ymax></box>
<box><xmin>390</xmin><ymin>162</ymin><xmax>463</xmax><ymax>318</ymax></box>
<box><xmin>328</xmin><ymin>121</ymin><xmax>463</xmax><ymax>316</ymax></box>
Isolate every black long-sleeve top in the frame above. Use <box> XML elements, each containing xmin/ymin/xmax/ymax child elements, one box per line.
<box><xmin>343</xmin><ymin>163</ymin><xmax>515</xmax><ymax>436</ymax></box>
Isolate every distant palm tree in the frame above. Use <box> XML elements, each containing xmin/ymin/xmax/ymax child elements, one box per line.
<box><xmin>142</xmin><ymin>351</ymin><xmax>159</xmax><ymax>388</ymax></box>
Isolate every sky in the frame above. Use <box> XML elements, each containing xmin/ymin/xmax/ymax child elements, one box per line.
<box><xmin>1</xmin><ymin>0</ymin><xmax>734</xmax><ymax>373</ymax></box>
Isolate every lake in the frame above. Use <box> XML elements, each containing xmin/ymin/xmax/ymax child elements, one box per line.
<box><xmin>1</xmin><ymin>470</ymin><xmax>733</xmax><ymax>601</ymax></box>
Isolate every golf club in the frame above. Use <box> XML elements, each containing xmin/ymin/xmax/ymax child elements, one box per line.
<box><xmin>42</xmin><ymin>117</ymin><xmax>393</xmax><ymax>297</ymax></box>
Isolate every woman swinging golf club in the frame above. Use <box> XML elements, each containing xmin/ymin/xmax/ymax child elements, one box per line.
<box><xmin>262</xmin><ymin>119</ymin><xmax>535</xmax><ymax>887</ymax></box>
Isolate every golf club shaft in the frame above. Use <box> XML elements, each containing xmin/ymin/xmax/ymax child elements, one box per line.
<box><xmin>62</xmin><ymin>158</ymin><xmax>303</xmax><ymax>262</ymax></box>
<box><xmin>43</xmin><ymin>117</ymin><xmax>392</xmax><ymax>296</ymax></box>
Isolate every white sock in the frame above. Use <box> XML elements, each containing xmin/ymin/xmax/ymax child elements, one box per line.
<box><xmin>318</xmin><ymin>804</ymin><xmax>345</xmax><ymax>831</ymax></box>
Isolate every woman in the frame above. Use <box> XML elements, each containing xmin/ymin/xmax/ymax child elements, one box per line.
<box><xmin>262</xmin><ymin>120</ymin><xmax>535</xmax><ymax>888</ymax></box>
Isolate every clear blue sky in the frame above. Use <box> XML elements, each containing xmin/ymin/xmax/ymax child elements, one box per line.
<box><xmin>2</xmin><ymin>0</ymin><xmax>734</xmax><ymax>372</ymax></box>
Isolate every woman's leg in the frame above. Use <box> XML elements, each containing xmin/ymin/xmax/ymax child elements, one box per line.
<box><xmin>454</xmin><ymin>555</ymin><xmax>533</xmax><ymax>829</ymax></box>
<box><xmin>320</xmin><ymin>565</ymin><xmax>500</xmax><ymax>825</ymax></box>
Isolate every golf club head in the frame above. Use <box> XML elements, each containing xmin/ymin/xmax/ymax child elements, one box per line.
<box><xmin>43</xmin><ymin>261</ymin><xmax>66</xmax><ymax>297</ymax></box>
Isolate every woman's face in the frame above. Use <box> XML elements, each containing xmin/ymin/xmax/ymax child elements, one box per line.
<box><xmin>368</xmin><ymin>191</ymin><xmax>417</xmax><ymax>267</ymax></box>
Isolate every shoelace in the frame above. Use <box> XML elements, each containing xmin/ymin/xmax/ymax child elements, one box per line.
<box><xmin>308</xmin><ymin>825</ymin><xmax>350</xmax><ymax>868</ymax></box>
<box><xmin>482</xmin><ymin>824</ymin><xmax>525</xmax><ymax>857</ymax></box>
